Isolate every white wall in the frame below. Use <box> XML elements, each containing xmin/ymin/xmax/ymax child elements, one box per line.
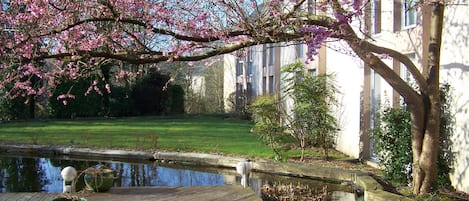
<box><xmin>279</xmin><ymin>43</ymin><xmax>299</xmax><ymax>121</ymax></box>
<box><xmin>326</xmin><ymin>41</ymin><xmax>363</xmax><ymax>158</ymax></box>
<box><xmin>440</xmin><ymin>1</ymin><xmax>469</xmax><ymax>193</ymax></box>
<box><xmin>223</xmin><ymin>54</ymin><xmax>237</xmax><ymax>112</ymax></box>
<box><xmin>190</xmin><ymin>76</ymin><xmax>205</xmax><ymax>96</ymax></box>
<box><xmin>251</xmin><ymin>45</ymin><xmax>263</xmax><ymax>97</ymax></box>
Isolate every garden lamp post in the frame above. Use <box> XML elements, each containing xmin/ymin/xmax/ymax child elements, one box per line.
<box><xmin>61</xmin><ymin>166</ymin><xmax>77</xmax><ymax>193</ymax></box>
<box><xmin>236</xmin><ymin>159</ymin><xmax>251</xmax><ymax>188</ymax></box>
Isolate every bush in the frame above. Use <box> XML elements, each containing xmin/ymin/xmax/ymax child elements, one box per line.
<box><xmin>372</xmin><ymin>83</ymin><xmax>454</xmax><ymax>187</ymax></box>
<box><xmin>0</xmin><ymin>76</ymin><xmax>42</xmax><ymax>120</ymax></box>
<box><xmin>0</xmin><ymin>95</ymin><xmax>30</xmax><ymax>121</ymax></box>
<box><xmin>250</xmin><ymin>95</ymin><xmax>288</xmax><ymax>161</ymax></box>
<box><xmin>282</xmin><ymin>62</ymin><xmax>339</xmax><ymax>160</ymax></box>
<box><xmin>166</xmin><ymin>84</ymin><xmax>185</xmax><ymax>115</ymax></box>
<box><xmin>50</xmin><ymin>77</ymin><xmax>106</xmax><ymax>118</ymax></box>
<box><xmin>372</xmin><ymin>107</ymin><xmax>412</xmax><ymax>184</ymax></box>
<box><xmin>108</xmin><ymin>86</ymin><xmax>137</xmax><ymax>117</ymax></box>
<box><xmin>131</xmin><ymin>71</ymin><xmax>184</xmax><ymax>116</ymax></box>
<box><xmin>438</xmin><ymin>83</ymin><xmax>454</xmax><ymax>188</ymax></box>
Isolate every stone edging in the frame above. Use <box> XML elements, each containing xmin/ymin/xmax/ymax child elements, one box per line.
<box><xmin>0</xmin><ymin>143</ymin><xmax>412</xmax><ymax>200</ymax></box>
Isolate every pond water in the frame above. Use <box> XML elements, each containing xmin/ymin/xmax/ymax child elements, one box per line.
<box><xmin>0</xmin><ymin>154</ymin><xmax>363</xmax><ymax>200</ymax></box>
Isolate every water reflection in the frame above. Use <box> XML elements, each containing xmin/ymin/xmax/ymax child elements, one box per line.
<box><xmin>109</xmin><ymin>163</ymin><xmax>224</xmax><ymax>187</ymax></box>
<box><xmin>0</xmin><ymin>157</ymin><xmax>46</xmax><ymax>192</ymax></box>
<box><xmin>0</xmin><ymin>154</ymin><xmax>363</xmax><ymax>201</ymax></box>
<box><xmin>0</xmin><ymin>155</ymin><xmax>224</xmax><ymax>193</ymax></box>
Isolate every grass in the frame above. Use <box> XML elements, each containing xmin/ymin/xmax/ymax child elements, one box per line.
<box><xmin>0</xmin><ymin>116</ymin><xmax>341</xmax><ymax>159</ymax></box>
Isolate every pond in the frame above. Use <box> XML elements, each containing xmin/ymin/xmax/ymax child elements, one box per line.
<box><xmin>0</xmin><ymin>153</ymin><xmax>363</xmax><ymax>200</ymax></box>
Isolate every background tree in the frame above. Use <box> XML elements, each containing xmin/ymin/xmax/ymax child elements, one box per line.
<box><xmin>131</xmin><ymin>70</ymin><xmax>184</xmax><ymax>115</ymax></box>
<box><xmin>164</xmin><ymin>59</ymin><xmax>224</xmax><ymax>114</ymax></box>
<box><xmin>203</xmin><ymin>60</ymin><xmax>225</xmax><ymax>114</ymax></box>
<box><xmin>0</xmin><ymin>0</ymin><xmax>446</xmax><ymax>194</ymax></box>
<box><xmin>282</xmin><ymin>62</ymin><xmax>339</xmax><ymax>160</ymax></box>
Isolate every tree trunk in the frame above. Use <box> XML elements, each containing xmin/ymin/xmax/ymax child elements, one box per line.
<box><xmin>410</xmin><ymin>2</ymin><xmax>444</xmax><ymax>194</ymax></box>
<box><xmin>300</xmin><ymin>140</ymin><xmax>305</xmax><ymax>162</ymax></box>
<box><xmin>28</xmin><ymin>75</ymin><xmax>39</xmax><ymax>119</ymax></box>
<box><xmin>408</xmin><ymin>92</ymin><xmax>440</xmax><ymax>194</ymax></box>
<box><xmin>28</xmin><ymin>95</ymin><xmax>35</xmax><ymax>119</ymax></box>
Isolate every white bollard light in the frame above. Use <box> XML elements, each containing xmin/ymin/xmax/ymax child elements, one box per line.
<box><xmin>61</xmin><ymin>166</ymin><xmax>77</xmax><ymax>193</ymax></box>
<box><xmin>236</xmin><ymin>159</ymin><xmax>252</xmax><ymax>188</ymax></box>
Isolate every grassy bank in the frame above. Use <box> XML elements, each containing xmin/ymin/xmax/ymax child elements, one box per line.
<box><xmin>0</xmin><ymin>116</ymin><xmax>334</xmax><ymax>159</ymax></box>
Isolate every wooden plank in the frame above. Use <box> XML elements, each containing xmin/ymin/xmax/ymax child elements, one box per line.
<box><xmin>1</xmin><ymin>186</ymin><xmax>261</xmax><ymax>201</ymax></box>
<box><xmin>0</xmin><ymin>193</ymin><xmax>58</xmax><ymax>201</ymax></box>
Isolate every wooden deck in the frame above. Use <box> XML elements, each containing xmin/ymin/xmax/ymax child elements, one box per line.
<box><xmin>0</xmin><ymin>192</ymin><xmax>57</xmax><ymax>201</ymax></box>
<box><xmin>0</xmin><ymin>186</ymin><xmax>261</xmax><ymax>201</ymax></box>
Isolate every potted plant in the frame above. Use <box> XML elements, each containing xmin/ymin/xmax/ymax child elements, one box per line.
<box><xmin>83</xmin><ymin>165</ymin><xmax>115</xmax><ymax>192</ymax></box>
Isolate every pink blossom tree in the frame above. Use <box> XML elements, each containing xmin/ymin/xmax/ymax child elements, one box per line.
<box><xmin>0</xmin><ymin>0</ymin><xmax>445</xmax><ymax>194</ymax></box>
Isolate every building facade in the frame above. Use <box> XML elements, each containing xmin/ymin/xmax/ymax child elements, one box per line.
<box><xmin>361</xmin><ymin>0</ymin><xmax>469</xmax><ymax>193</ymax></box>
<box><xmin>223</xmin><ymin>0</ymin><xmax>469</xmax><ymax>193</ymax></box>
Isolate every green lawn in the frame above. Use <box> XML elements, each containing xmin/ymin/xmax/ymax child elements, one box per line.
<box><xmin>0</xmin><ymin>116</ymin><xmax>269</xmax><ymax>158</ymax></box>
<box><xmin>0</xmin><ymin>116</ymin><xmax>342</xmax><ymax>159</ymax></box>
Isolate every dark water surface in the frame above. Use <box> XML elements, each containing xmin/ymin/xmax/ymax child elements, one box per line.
<box><xmin>0</xmin><ymin>154</ymin><xmax>226</xmax><ymax>192</ymax></box>
<box><xmin>0</xmin><ymin>154</ymin><xmax>363</xmax><ymax>200</ymax></box>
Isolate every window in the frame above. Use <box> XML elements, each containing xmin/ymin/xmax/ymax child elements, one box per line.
<box><xmin>247</xmin><ymin>48</ymin><xmax>254</xmax><ymax>62</ymax></box>
<box><xmin>236</xmin><ymin>60</ymin><xmax>244</xmax><ymax>76</ymax></box>
<box><xmin>308</xmin><ymin>0</ymin><xmax>317</xmax><ymax>14</ymax></box>
<box><xmin>262</xmin><ymin>45</ymin><xmax>267</xmax><ymax>68</ymax></box>
<box><xmin>247</xmin><ymin>62</ymin><xmax>253</xmax><ymax>76</ymax></box>
<box><xmin>246</xmin><ymin>83</ymin><xmax>253</xmax><ymax>103</ymax></box>
<box><xmin>370</xmin><ymin>69</ymin><xmax>381</xmax><ymax>122</ymax></box>
<box><xmin>402</xmin><ymin>0</ymin><xmax>417</xmax><ymax>28</ymax></box>
<box><xmin>369</xmin><ymin>69</ymin><xmax>381</xmax><ymax>160</ymax></box>
<box><xmin>268</xmin><ymin>45</ymin><xmax>274</xmax><ymax>66</ymax></box>
<box><xmin>236</xmin><ymin>83</ymin><xmax>243</xmax><ymax>107</ymax></box>
<box><xmin>296</xmin><ymin>44</ymin><xmax>304</xmax><ymax>58</ymax></box>
<box><xmin>370</xmin><ymin>0</ymin><xmax>381</xmax><ymax>34</ymax></box>
<box><xmin>268</xmin><ymin>76</ymin><xmax>274</xmax><ymax>94</ymax></box>
<box><xmin>262</xmin><ymin>77</ymin><xmax>267</xmax><ymax>94</ymax></box>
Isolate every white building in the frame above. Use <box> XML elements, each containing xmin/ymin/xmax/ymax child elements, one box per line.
<box><xmin>223</xmin><ymin>0</ymin><xmax>469</xmax><ymax>193</ymax></box>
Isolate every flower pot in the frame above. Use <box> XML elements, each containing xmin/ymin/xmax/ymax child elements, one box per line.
<box><xmin>83</xmin><ymin>168</ymin><xmax>114</xmax><ymax>192</ymax></box>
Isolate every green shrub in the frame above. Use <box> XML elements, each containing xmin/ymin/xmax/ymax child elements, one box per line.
<box><xmin>437</xmin><ymin>83</ymin><xmax>454</xmax><ymax>188</ymax></box>
<box><xmin>108</xmin><ymin>86</ymin><xmax>137</xmax><ymax>117</ymax></box>
<box><xmin>372</xmin><ymin>83</ymin><xmax>454</xmax><ymax>187</ymax></box>
<box><xmin>0</xmin><ymin>95</ymin><xmax>30</xmax><ymax>120</ymax></box>
<box><xmin>0</xmin><ymin>75</ymin><xmax>42</xmax><ymax>120</ymax></box>
<box><xmin>372</xmin><ymin>106</ymin><xmax>412</xmax><ymax>184</ymax></box>
<box><xmin>250</xmin><ymin>95</ymin><xmax>288</xmax><ymax>161</ymax></box>
<box><xmin>50</xmin><ymin>77</ymin><xmax>105</xmax><ymax>118</ymax></box>
<box><xmin>131</xmin><ymin>71</ymin><xmax>184</xmax><ymax>116</ymax></box>
<box><xmin>166</xmin><ymin>84</ymin><xmax>185</xmax><ymax>115</ymax></box>
<box><xmin>282</xmin><ymin>62</ymin><xmax>339</xmax><ymax>160</ymax></box>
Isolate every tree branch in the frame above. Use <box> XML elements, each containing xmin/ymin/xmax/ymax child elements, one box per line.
<box><xmin>34</xmin><ymin>40</ymin><xmax>259</xmax><ymax>64</ymax></box>
<box><xmin>29</xmin><ymin>17</ymin><xmax>247</xmax><ymax>44</ymax></box>
<box><xmin>360</xmin><ymin>40</ymin><xmax>429</xmax><ymax>93</ymax></box>
<box><xmin>329</xmin><ymin>0</ymin><xmax>422</xmax><ymax>105</ymax></box>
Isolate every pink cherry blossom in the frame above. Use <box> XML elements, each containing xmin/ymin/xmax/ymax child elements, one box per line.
<box><xmin>0</xmin><ymin>0</ymin><xmax>423</xmax><ymax>100</ymax></box>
